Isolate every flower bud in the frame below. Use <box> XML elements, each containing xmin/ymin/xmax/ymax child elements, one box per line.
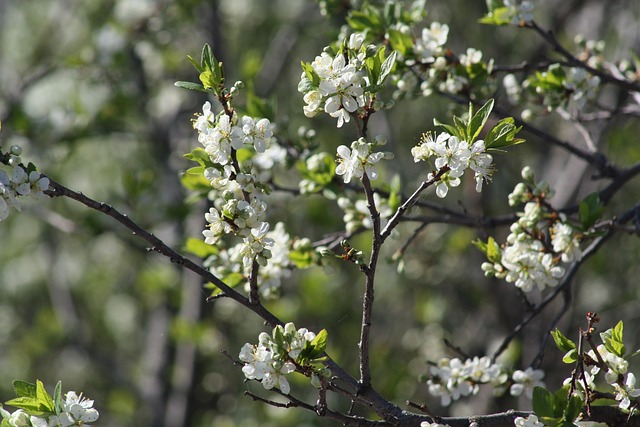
<box><xmin>521</xmin><ymin>166</ymin><xmax>534</xmax><ymax>182</ymax></box>
<box><xmin>10</xmin><ymin>145</ymin><xmax>23</xmax><ymax>156</ymax></box>
<box><xmin>8</xmin><ymin>156</ymin><xmax>21</xmax><ymax>167</ymax></box>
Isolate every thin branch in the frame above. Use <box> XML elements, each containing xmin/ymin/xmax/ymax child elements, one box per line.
<box><xmin>249</xmin><ymin>259</ymin><xmax>261</xmax><ymax>305</ymax></box>
<box><xmin>358</xmin><ymin>172</ymin><xmax>381</xmax><ymax>390</ymax></box>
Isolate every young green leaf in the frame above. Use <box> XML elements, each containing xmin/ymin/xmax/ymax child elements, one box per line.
<box><xmin>484</xmin><ymin>117</ymin><xmax>524</xmax><ymax>149</ymax></box>
<box><xmin>578</xmin><ymin>192</ymin><xmax>604</xmax><ymax>230</ymax></box>
<box><xmin>387</xmin><ymin>29</ymin><xmax>414</xmax><ymax>56</ymax></box>
<box><xmin>561</xmin><ymin>349</ymin><xmax>578</xmax><ymax>364</ymax></box>
<box><xmin>186</xmin><ymin>55</ymin><xmax>203</xmax><ymax>73</ymax></box>
<box><xmin>533</xmin><ymin>386</ymin><xmax>563</xmax><ymax>419</ymax></box>
<box><xmin>468</xmin><ymin>99</ymin><xmax>494</xmax><ymax>142</ymax></box>
<box><xmin>478</xmin><ymin>7</ymin><xmax>512</xmax><ymax>26</ymax></box>
<box><xmin>3</xmin><ymin>397</ymin><xmax>44</xmax><ymax>414</ymax></box>
<box><xmin>53</xmin><ymin>381</ymin><xmax>62</xmax><ymax>415</ymax></box>
<box><xmin>378</xmin><ymin>50</ymin><xmax>397</xmax><ymax>85</ymax></box>
<box><xmin>551</xmin><ymin>328</ymin><xmax>576</xmax><ymax>353</ymax></box>
<box><xmin>174</xmin><ymin>81</ymin><xmax>210</xmax><ymax>94</ymax></box>
<box><xmin>184</xmin><ymin>147</ymin><xmax>213</xmax><ymax>167</ymax></box>
<box><xmin>12</xmin><ymin>380</ymin><xmax>37</xmax><ymax>399</ymax></box>
<box><xmin>184</xmin><ymin>237</ymin><xmax>219</xmax><ymax>258</ymax></box>
<box><xmin>308</xmin><ymin>329</ymin><xmax>328</xmax><ymax>359</ymax></box>
<box><xmin>36</xmin><ymin>380</ymin><xmax>55</xmax><ymax>413</ymax></box>
<box><xmin>564</xmin><ymin>394</ymin><xmax>584</xmax><ymax>424</ymax></box>
<box><xmin>453</xmin><ymin>116</ymin><xmax>469</xmax><ymax>141</ymax></box>
<box><xmin>434</xmin><ymin>118</ymin><xmax>463</xmax><ymax>140</ymax></box>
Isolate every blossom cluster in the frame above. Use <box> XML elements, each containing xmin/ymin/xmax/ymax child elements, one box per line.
<box><xmin>504</xmin><ymin>65</ymin><xmax>600</xmax><ymax>117</ymax></box>
<box><xmin>481</xmin><ymin>167</ymin><xmax>582</xmax><ymax>292</ymax></box>
<box><xmin>582</xmin><ymin>344</ymin><xmax>640</xmax><ymax>410</ymax></box>
<box><xmin>299</xmin><ymin>34</ymin><xmax>367</xmax><ymax>128</ymax></box>
<box><xmin>337</xmin><ymin>192</ymin><xmax>393</xmax><ymax>234</ymax></box>
<box><xmin>194</xmin><ymin>101</ymin><xmax>273</xmax><ymax>161</ymax></box>
<box><xmin>1</xmin><ymin>391</ymin><xmax>99</xmax><ymax>427</ymax></box>
<box><xmin>335</xmin><ymin>136</ymin><xmax>393</xmax><ymax>184</ymax></box>
<box><xmin>513</xmin><ymin>414</ymin><xmax>544</xmax><ymax>427</ymax></box>
<box><xmin>426</xmin><ymin>356</ymin><xmax>545</xmax><ymax>406</ymax></box>
<box><xmin>503</xmin><ymin>0</ymin><xmax>535</xmax><ymax>25</ymax></box>
<box><xmin>0</xmin><ymin>155</ymin><xmax>50</xmax><ymax>221</ymax></box>
<box><xmin>239</xmin><ymin>323</ymin><xmax>326</xmax><ymax>395</ymax></box>
<box><xmin>191</xmin><ymin>101</ymin><xmax>295</xmax><ymax>296</ymax></box>
<box><xmin>411</xmin><ymin>132</ymin><xmax>494</xmax><ymax>197</ymax></box>
<box><xmin>392</xmin><ymin>20</ymin><xmax>495</xmax><ymax>100</ymax></box>
<box><xmin>426</xmin><ymin>357</ymin><xmax>507</xmax><ymax>406</ymax></box>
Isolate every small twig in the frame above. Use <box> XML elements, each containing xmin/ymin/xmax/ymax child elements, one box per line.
<box><xmin>443</xmin><ymin>339</ymin><xmax>471</xmax><ymax>359</ymax></box>
<box><xmin>221</xmin><ymin>349</ymin><xmax>243</xmax><ymax>366</ymax></box>
<box><xmin>406</xmin><ymin>400</ymin><xmax>438</xmax><ymax>420</ymax></box>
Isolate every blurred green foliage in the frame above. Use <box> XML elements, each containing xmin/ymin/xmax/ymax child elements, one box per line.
<box><xmin>0</xmin><ymin>0</ymin><xmax>639</xmax><ymax>426</ymax></box>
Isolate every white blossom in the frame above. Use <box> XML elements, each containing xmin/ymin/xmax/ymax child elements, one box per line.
<box><xmin>510</xmin><ymin>367</ymin><xmax>545</xmax><ymax>398</ymax></box>
<box><xmin>551</xmin><ymin>222</ymin><xmax>582</xmax><ymax>262</ymax></box>
<box><xmin>335</xmin><ymin>139</ymin><xmax>387</xmax><ymax>183</ymax></box>
<box><xmin>414</xmin><ymin>22</ymin><xmax>449</xmax><ymax>62</ymax></box>
<box><xmin>514</xmin><ymin>414</ymin><xmax>544</xmax><ymax>427</ymax></box>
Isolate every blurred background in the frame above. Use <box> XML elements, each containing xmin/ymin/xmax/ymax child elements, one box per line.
<box><xmin>0</xmin><ymin>0</ymin><xmax>639</xmax><ymax>426</ymax></box>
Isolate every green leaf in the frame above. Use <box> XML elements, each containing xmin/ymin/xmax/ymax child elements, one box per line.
<box><xmin>347</xmin><ymin>7</ymin><xmax>383</xmax><ymax>32</ymax></box>
<box><xmin>204</xmin><ymin>272</ymin><xmax>245</xmax><ymax>296</ymax></box>
<box><xmin>467</xmin><ymin>99</ymin><xmax>494</xmax><ymax>142</ymax></box>
<box><xmin>308</xmin><ymin>329</ymin><xmax>328</xmax><ymax>359</ymax></box>
<box><xmin>601</xmin><ymin>322</ymin><xmax>626</xmax><ymax>357</ymax></box>
<box><xmin>478</xmin><ymin>7</ymin><xmax>512</xmax><ymax>25</ymax></box>
<box><xmin>533</xmin><ymin>386</ymin><xmax>563</xmax><ymax>419</ymax></box>
<box><xmin>564</xmin><ymin>394</ymin><xmax>584</xmax><ymax>423</ymax></box>
<box><xmin>289</xmin><ymin>249</ymin><xmax>315</xmax><ymax>269</ymax></box>
<box><xmin>453</xmin><ymin>116</ymin><xmax>469</xmax><ymax>141</ymax></box>
<box><xmin>484</xmin><ymin>117</ymin><xmax>524</xmax><ymax>149</ymax></box>
<box><xmin>3</xmin><ymin>397</ymin><xmax>44</xmax><ymax>414</ymax></box>
<box><xmin>186</xmin><ymin>55</ymin><xmax>202</xmax><ymax>73</ymax></box>
<box><xmin>36</xmin><ymin>380</ymin><xmax>54</xmax><ymax>413</ymax></box>
<box><xmin>174</xmin><ymin>81</ymin><xmax>210</xmax><ymax>93</ymax></box>
<box><xmin>378</xmin><ymin>50</ymin><xmax>397</xmax><ymax>85</ymax></box>
<box><xmin>604</xmin><ymin>338</ymin><xmax>626</xmax><ymax>357</ymax></box>
<box><xmin>201</xmin><ymin>43</ymin><xmax>215</xmax><ymax>70</ymax></box>
<box><xmin>184</xmin><ymin>237</ymin><xmax>219</xmax><ymax>258</ymax></box>
<box><xmin>434</xmin><ymin>119</ymin><xmax>463</xmax><ymax>140</ymax></box>
<box><xmin>199</xmin><ymin>70</ymin><xmax>216</xmax><ymax>89</ymax></box>
<box><xmin>53</xmin><ymin>381</ymin><xmax>62</xmax><ymax>415</ymax></box>
<box><xmin>578</xmin><ymin>192</ymin><xmax>605</xmax><ymax>230</ymax></box>
<box><xmin>387</xmin><ymin>29</ymin><xmax>414</xmax><ymax>56</ymax></box>
<box><xmin>12</xmin><ymin>380</ymin><xmax>37</xmax><ymax>398</ymax></box>
<box><xmin>551</xmin><ymin>328</ymin><xmax>577</xmax><ymax>353</ymax></box>
<box><xmin>472</xmin><ymin>236</ymin><xmax>501</xmax><ymax>263</ymax></box>
<box><xmin>184</xmin><ymin>147</ymin><xmax>212</xmax><ymax>167</ymax></box>
<box><xmin>562</xmin><ymin>349</ymin><xmax>578</xmax><ymax>364</ymax></box>
<box><xmin>180</xmin><ymin>166</ymin><xmax>211</xmax><ymax>191</ymax></box>
<box><xmin>612</xmin><ymin>320</ymin><xmax>624</xmax><ymax>343</ymax></box>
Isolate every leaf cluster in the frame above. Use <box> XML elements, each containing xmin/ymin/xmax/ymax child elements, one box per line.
<box><xmin>1</xmin><ymin>380</ymin><xmax>62</xmax><ymax>425</ymax></box>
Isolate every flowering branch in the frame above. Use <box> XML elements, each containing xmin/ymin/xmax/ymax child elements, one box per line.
<box><xmin>528</xmin><ymin>21</ymin><xmax>640</xmax><ymax>94</ymax></box>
